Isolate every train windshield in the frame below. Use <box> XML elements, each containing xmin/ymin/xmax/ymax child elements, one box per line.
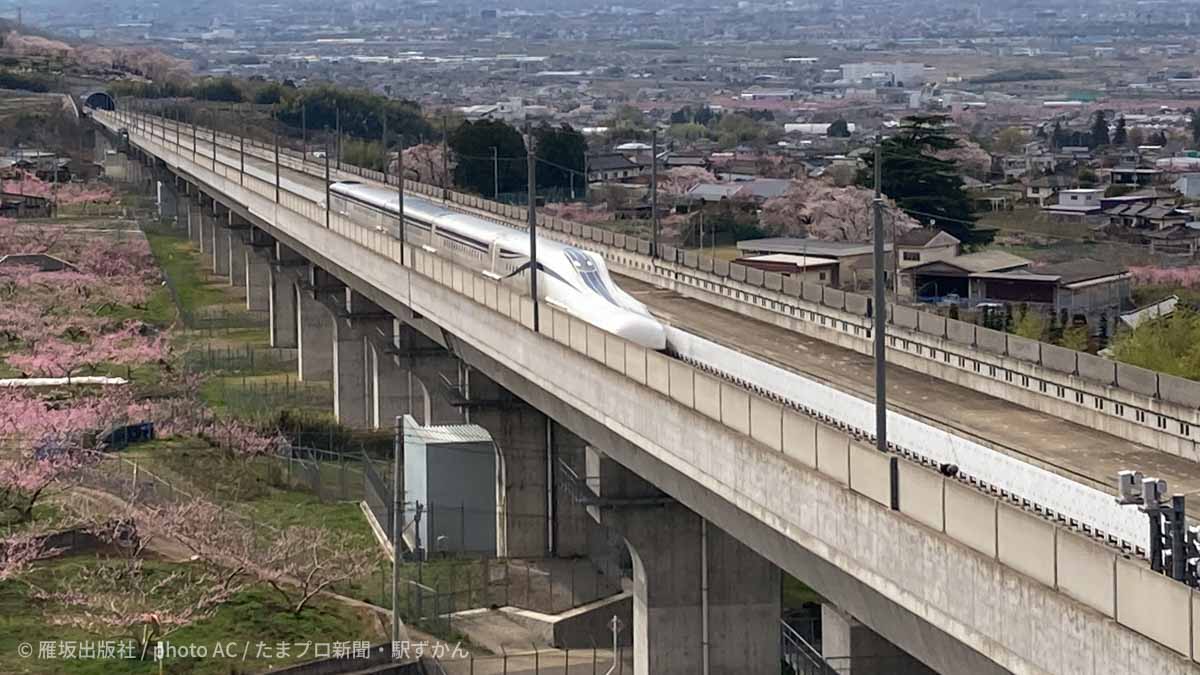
<box><xmin>563</xmin><ymin>248</ymin><xmax>617</xmax><ymax>305</ymax></box>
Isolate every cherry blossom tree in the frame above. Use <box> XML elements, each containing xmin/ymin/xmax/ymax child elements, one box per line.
<box><xmin>0</xmin><ymin>531</ymin><xmax>60</xmax><ymax>582</ymax></box>
<box><xmin>759</xmin><ymin>179</ymin><xmax>920</xmax><ymax>241</ymax></box>
<box><xmin>0</xmin><ymin>172</ymin><xmax>114</xmax><ymax>205</ymax></box>
<box><xmin>396</xmin><ymin>144</ymin><xmax>454</xmax><ymax>187</ymax></box>
<box><xmin>1129</xmin><ymin>266</ymin><xmax>1200</xmax><ymax>288</ymax></box>
<box><xmin>658</xmin><ymin>166</ymin><xmax>718</xmax><ymax>197</ymax></box>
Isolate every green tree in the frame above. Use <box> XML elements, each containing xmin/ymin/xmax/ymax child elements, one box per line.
<box><xmin>1112</xmin><ymin>308</ymin><xmax>1200</xmax><ymax>379</ymax></box>
<box><xmin>993</xmin><ymin>126</ymin><xmax>1029</xmax><ymax>154</ymax></box>
<box><xmin>714</xmin><ymin>113</ymin><xmax>761</xmax><ymax>148</ymax></box>
<box><xmin>276</xmin><ymin>85</ymin><xmax>431</xmax><ymax>145</ymax></box>
<box><xmin>1190</xmin><ymin>108</ymin><xmax>1200</xmax><ymax>146</ymax></box>
<box><xmin>1059</xmin><ymin>324</ymin><xmax>1090</xmax><ymax>352</ymax></box>
<box><xmin>191</xmin><ymin>76</ymin><xmax>244</xmax><ymax>102</ymax></box>
<box><xmin>533</xmin><ymin>123</ymin><xmax>587</xmax><ymax>193</ymax></box>
<box><xmin>827</xmin><ymin>119</ymin><xmax>851</xmax><ymax>138</ymax></box>
<box><xmin>669</xmin><ymin>123</ymin><xmax>708</xmax><ymax>141</ymax></box>
<box><xmin>449</xmin><ymin>119</ymin><xmax>527</xmax><ymax>198</ymax></box>
<box><xmin>1113</xmin><ymin>116</ymin><xmax>1127</xmax><ymax>146</ymax></box>
<box><xmin>1090</xmin><ymin>111</ymin><xmax>1110</xmax><ymax>148</ymax></box>
<box><xmin>858</xmin><ymin>114</ymin><xmax>990</xmax><ymax>246</ymax></box>
<box><xmin>1012</xmin><ymin>307</ymin><xmax>1048</xmax><ymax>340</ymax></box>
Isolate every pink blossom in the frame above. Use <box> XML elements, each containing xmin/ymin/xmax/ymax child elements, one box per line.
<box><xmin>1128</xmin><ymin>266</ymin><xmax>1200</xmax><ymax>288</ymax></box>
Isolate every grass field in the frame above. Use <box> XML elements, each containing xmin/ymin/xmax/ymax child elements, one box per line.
<box><xmin>0</xmin><ymin>556</ymin><xmax>384</xmax><ymax>674</ymax></box>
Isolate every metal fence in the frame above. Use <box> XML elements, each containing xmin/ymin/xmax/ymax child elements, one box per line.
<box><xmin>427</xmin><ymin>647</ymin><xmax>629</xmax><ymax>675</ymax></box>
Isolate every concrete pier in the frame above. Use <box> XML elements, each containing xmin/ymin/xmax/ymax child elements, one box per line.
<box><xmin>821</xmin><ymin>605</ymin><xmax>937</xmax><ymax>675</ymax></box>
<box><xmin>332</xmin><ymin>318</ymin><xmax>370</xmax><ymax>428</ymax></box>
<box><xmin>296</xmin><ymin>287</ymin><xmax>333</xmax><ymax>381</ymax></box>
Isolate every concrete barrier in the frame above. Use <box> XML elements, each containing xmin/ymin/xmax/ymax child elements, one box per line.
<box><xmin>587</xmin><ymin>325</ymin><xmax>606</xmax><ymax>363</ymax></box>
<box><xmin>714</xmin><ymin>260</ymin><xmax>730</xmax><ymax>277</ymax></box>
<box><xmin>782</xmin><ymin>410</ymin><xmax>817</xmax><ymax>467</ymax></box>
<box><xmin>668</xmin><ymin>360</ymin><xmax>695</xmax><ymax>407</ymax></box>
<box><xmin>1116</xmin><ymin>362</ymin><xmax>1159</xmax><ymax>397</ymax></box>
<box><xmin>730</xmin><ymin>263</ymin><xmax>748</xmax><ymax>282</ymax></box>
<box><xmin>694</xmin><ymin>372</ymin><xmax>722</xmax><ymax>420</ymax></box>
<box><xmin>637</xmin><ymin>241</ymin><xmax>651</xmax><ymax>255</ymax></box>
<box><xmin>569</xmin><ymin>316</ymin><xmax>588</xmax><ymax>354</ymax></box>
<box><xmin>1040</xmin><ymin>343</ymin><xmax>1077</xmax><ymax>375</ymax></box>
<box><xmin>581</xmin><ymin>225</ymin><xmax>593</xmax><ymax>240</ymax></box>
<box><xmin>626</xmin><ymin>238</ymin><xmax>639</xmax><ymax>252</ymax></box>
<box><xmin>646</xmin><ymin>352</ymin><xmax>670</xmax><ymax>396</ymax></box>
<box><xmin>897</xmin><ymin>462</ymin><xmax>943</xmax><ymax>532</ymax></box>
<box><xmin>815</xmin><ymin>424</ymin><xmax>850</xmax><ymax>485</ymax></box>
<box><xmin>945</xmin><ymin>319</ymin><xmax>976</xmax><ymax>346</ymax></box>
<box><xmin>661</xmin><ymin>245</ymin><xmax>677</xmax><ymax>262</ymax></box>
<box><xmin>917</xmin><ymin>312</ymin><xmax>946</xmax><ymax>338</ymax></box>
<box><xmin>1159</xmin><ymin>373</ymin><xmax>1200</xmax><ymax>409</ymax></box>
<box><xmin>944</xmin><ymin>480</ymin><xmax>996</xmax><ymax>557</ymax></box>
<box><xmin>849</xmin><ymin>443</ymin><xmax>892</xmax><ymax>507</ymax></box>
<box><xmin>1116</xmin><ymin>557</ymin><xmax>1192</xmax><ymax>656</ymax></box>
<box><xmin>684</xmin><ymin>252</ymin><xmax>699</xmax><ymax>268</ymax></box>
<box><xmin>746</xmin><ymin>267</ymin><xmax>765</xmax><ymax>287</ymax></box>
<box><xmin>822</xmin><ymin>288</ymin><xmax>846</xmax><ymax>311</ymax></box>
<box><xmin>720</xmin><ymin>383</ymin><xmax>750</xmax><ymax>435</ymax></box>
<box><xmin>996</xmin><ymin>504</ymin><xmax>1056</xmax><ymax>587</ymax></box>
<box><xmin>604</xmin><ymin>334</ymin><xmax>626</xmax><ymax>373</ymax></box>
<box><xmin>844</xmin><ymin>293</ymin><xmax>869</xmax><ymax>316</ymax></box>
<box><xmin>1054</xmin><ymin>529</ymin><xmax>1115</xmax><ymax>618</ymax></box>
<box><xmin>625</xmin><ymin>344</ymin><xmax>647</xmax><ymax>385</ymax></box>
<box><xmin>1077</xmin><ymin>352</ymin><xmax>1116</xmax><ymax>386</ymax></box>
<box><xmin>765</xmin><ymin>272</ymin><xmax>783</xmax><ymax>291</ymax></box>
<box><xmin>603</xmin><ymin>231</ymin><xmax>615</xmax><ymax>245</ymax></box>
<box><xmin>699</xmin><ymin>256</ymin><xmax>714</xmax><ymax>273</ymax></box>
<box><xmin>976</xmin><ymin>327</ymin><xmax>1007</xmax><ymax>355</ymax></box>
<box><xmin>783</xmin><ymin>278</ymin><xmax>802</xmax><ymax>297</ymax></box>
<box><xmin>892</xmin><ymin>305</ymin><xmax>919</xmax><ymax>329</ymax></box>
<box><xmin>801</xmin><ymin>282</ymin><xmax>823</xmax><ymax>304</ymax></box>
<box><xmin>1006</xmin><ymin>335</ymin><xmax>1041</xmax><ymax>363</ymax></box>
<box><xmin>750</xmin><ymin>397</ymin><xmax>783</xmax><ymax>451</ymax></box>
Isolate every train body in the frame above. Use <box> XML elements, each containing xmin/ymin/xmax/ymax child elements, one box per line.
<box><xmin>327</xmin><ymin>180</ymin><xmax>666</xmax><ymax>350</ymax></box>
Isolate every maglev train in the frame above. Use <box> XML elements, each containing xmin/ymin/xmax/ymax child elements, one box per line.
<box><xmin>327</xmin><ymin>180</ymin><xmax>667</xmax><ymax>350</ymax></box>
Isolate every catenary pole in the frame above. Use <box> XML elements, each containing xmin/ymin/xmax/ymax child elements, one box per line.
<box><xmin>527</xmin><ymin>124</ymin><xmax>539</xmax><ymax>332</ymax></box>
<box><xmin>872</xmin><ymin>136</ymin><xmax>888</xmax><ymax>454</ymax></box>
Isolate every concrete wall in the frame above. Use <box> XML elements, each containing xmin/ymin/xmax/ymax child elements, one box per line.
<box><xmin>113</xmin><ymin>114</ymin><xmax>1200</xmax><ymax>675</ymax></box>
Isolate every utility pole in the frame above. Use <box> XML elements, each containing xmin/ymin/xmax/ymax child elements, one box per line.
<box><xmin>381</xmin><ymin>113</ymin><xmax>388</xmax><ymax>183</ymax></box>
<box><xmin>491</xmin><ymin>146</ymin><xmax>499</xmax><ymax>200</ymax></box>
<box><xmin>324</xmin><ymin>137</ymin><xmax>331</xmax><ymax>229</ymax></box>
<box><xmin>391</xmin><ymin>415</ymin><xmax>405</xmax><ymax>646</ymax></box>
<box><xmin>210</xmin><ymin>109</ymin><xmax>216</xmax><ymax>172</ymax></box>
<box><xmin>872</xmin><ymin>136</ymin><xmax>888</xmax><ymax>454</ymax></box>
<box><xmin>335</xmin><ymin>107</ymin><xmax>341</xmax><ymax>171</ymax></box>
<box><xmin>273</xmin><ymin>121</ymin><xmax>281</xmax><ymax>204</ymax></box>
<box><xmin>192</xmin><ymin>108</ymin><xmax>197</xmax><ymax>161</ymax></box>
<box><xmin>239</xmin><ymin>106</ymin><xmax>245</xmax><ymax>186</ymax></box>
<box><xmin>526</xmin><ymin>124</ymin><xmax>540</xmax><ymax>331</ymax></box>
<box><xmin>397</xmin><ymin>133</ymin><xmax>406</xmax><ymax>262</ymax></box>
<box><xmin>302</xmin><ymin>104</ymin><xmax>307</xmax><ymax>167</ymax></box>
<box><xmin>650</xmin><ymin>127</ymin><xmax>659</xmax><ymax>258</ymax></box>
<box><xmin>441</xmin><ymin>115</ymin><xmax>450</xmax><ymax>199</ymax></box>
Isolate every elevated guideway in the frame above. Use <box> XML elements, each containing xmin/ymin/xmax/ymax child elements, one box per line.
<box><xmin>99</xmin><ymin>108</ymin><xmax>1200</xmax><ymax>675</ymax></box>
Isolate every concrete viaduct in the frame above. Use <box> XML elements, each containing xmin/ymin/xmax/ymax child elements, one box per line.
<box><xmin>96</xmin><ymin>106</ymin><xmax>1200</xmax><ymax>675</ymax></box>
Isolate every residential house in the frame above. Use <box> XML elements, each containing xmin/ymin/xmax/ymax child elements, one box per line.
<box><xmin>901</xmin><ymin>250</ymin><xmax>1031</xmax><ymax>301</ymax></box>
<box><xmin>733</xmin><ymin>254</ymin><xmax>841</xmax><ymax>286</ymax></box>
<box><xmin>1173</xmin><ymin>173</ymin><xmax>1200</xmax><ymax>198</ymax></box>
<box><xmin>1109</xmin><ymin>164</ymin><xmax>1165</xmax><ymax>186</ymax></box>
<box><xmin>971</xmin><ymin>259</ymin><xmax>1131</xmax><ymax>334</ymax></box>
<box><xmin>1044</xmin><ymin>188</ymin><xmax>1104</xmax><ymax>218</ymax></box>
<box><xmin>1104</xmin><ymin>203</ymin><xmax>1190</xmax><ymax>230</ymax></box>
<box><xmin>736</xmin><ymin>237</ymin><xmax>894</xmax><ymax>289</ymax></box>
<box><xmin>1025</xmin><ymin>175</ymin><xmax>1075</xmax><ymax>207</ymax></box>
<box><xmin>587</xmin><ymin>154</ymin><xmax>645</xmax><ymax>184</ymax></box>
<box><xmin>1146</xmin><ymin>224</ymin><xmax>1200</xmax><ymax>256</ymax></box>
<box><xmin>895</xmin><ymin>229</ymin><xmax>961</xmax><ymax>270</ymax></box>
<box><xmin>0</xmin><ymin>192</ymin><xmax>53</xmax><ymax>219</ymax></box>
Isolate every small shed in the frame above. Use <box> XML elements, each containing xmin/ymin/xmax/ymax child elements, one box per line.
<box><xmin>402</xmin><ymin>417</ymin><xmax>497</xmax><ymax>557</ymax></box>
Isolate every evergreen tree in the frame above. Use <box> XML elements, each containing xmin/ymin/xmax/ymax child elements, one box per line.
<box><xmin>1090</xmin><ymin>111</ymin><xmax>1110</xmax><ymax>148</ymax></box>
<box><xmin>827</xmin><ymin>119</ymin><xmax>851</xmax><ymax>138</ymax></box>
<box><xmin>1113</xmin><ymin>116</ymin><xmax>1127</xmax><ymax>146</ymax></box>
<box><xmin>533</xmin><ymin>123</ymin><xmax>587</xmax><ymax>193</ymax></box>
<box><xmin>858</xmin><ymin>114</ymin><xmax>991</xmax><ymax>247</ymax></box>
<box><xmin>1190</xmin><ymin>108</ymin><xmax>1200</xmax><ymax>146</ymax></box>
<box><xmin>448</xmin><ymin>120</ymin><xmax>527</xmax><ymax>198</ymax></box>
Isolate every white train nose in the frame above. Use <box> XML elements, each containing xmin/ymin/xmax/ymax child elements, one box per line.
<box><xmin>607</xmin><ymin>312</ymin><xmax>667</xmax><ymax>351</ymax></box>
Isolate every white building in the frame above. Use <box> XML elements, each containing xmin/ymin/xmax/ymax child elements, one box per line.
<box><xmin>839</xmin><ymin>62</ymin><xmax>927</xmax><ymax>87</ymax></box>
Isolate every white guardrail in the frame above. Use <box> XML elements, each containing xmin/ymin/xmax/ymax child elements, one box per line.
<box><xmin>105</xmin><ymin>110</ymin><xmax>1151</xmax><ymax>555</ymax></box>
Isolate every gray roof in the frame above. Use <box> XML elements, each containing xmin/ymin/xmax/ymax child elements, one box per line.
<box><xmin>741</xmin><ymin>178</ymin><xmax>792</xmax><ymax>200</ymax></box>
<box><xmin>737</xmin><ymin>237</ymin><xmax>891</xmax><ymax>257</ymax></box>
<box><xmin>896</xmin><ymin>227</ymin><xmax>959</xmax><ymax>247</ymax></box>
<box><xmin>589</xmin><ymin>154</ymin><xmax>640</xmax><ymax>172</ymax></box>
<box><xmin>919</xmin><ymin>250</ymin><xmax>1030</xmax><ymax>274</ymax></box>
<box><xmin>1031</xmin><ymin>259</ymin><xmax>1128</xmax><ymax>285</ymax></box>
<box><xmin>689</xmin><ymin>183</ymin><xmax>747</xmax><ymax>201</ymax></box>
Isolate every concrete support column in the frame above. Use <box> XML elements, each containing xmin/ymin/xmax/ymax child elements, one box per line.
<box><xmin>228</xmin><ymin>233</ymin><xmax>247</xmax><ymax>287</ymax></box>
<box><xmin>213</xmin><ymin>226</ymin><xmax>231</xmax><ymax>276</ymax></box>
<box><xmin>589</xmin><ymin>450</ymin><xmax>781</xmax><ymax>675</ymax></box>
<box><xmin>332</xmin><ymin>319</ymin><xmax>371</xmax><ymax>428</ymax></box>
<box><xmin>464</xmin><ymin>368</ymin><xmax>549</xmax><ymax>559</ymax></box>
<box><xmin>821</xmin><ymin>605</ymin><xmax>937</xmax><ymax>675</ymax></box>
<box><xmin>550</xmin><ymin>424</ymin><xmax>592</xmax><ymax>558</ymax></box>
<box><xmin>245</xmin><ymin>248</ymin><xmax>271</xmax><ymax>311</ymax></box>
<box><xmin>269</xmin><ymin>266</ymin><xmax>299</xmax><ymax>347</ymax></box>
<box><xmin>370</xmin><ymin>341</ymin><xmax>413</xmax><ymax>430</ymax></box>
<box><xmin>392</xmin><ymin>323</ymin><xmax>463</xmax><ymax>427</ymax></box>
<box><xmin>296</xmin><ymin>287</ymin><xmax>334</xmax><ymax>382</ymax></box>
